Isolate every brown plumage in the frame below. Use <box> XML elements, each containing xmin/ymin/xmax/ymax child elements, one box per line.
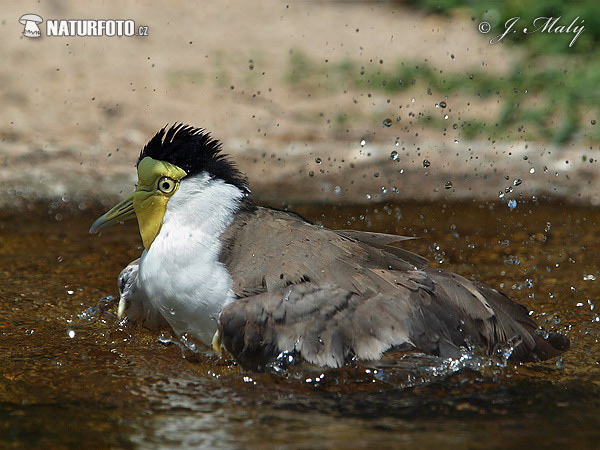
<box><xmin>112</xmin><ymin>125</ymin><xmax>568</xmax><ymax>372</ymax></box>
<box><xmin>215</xmin><ymin>207</ymin><xmax>569</xmax><ymax>371</ymax></box>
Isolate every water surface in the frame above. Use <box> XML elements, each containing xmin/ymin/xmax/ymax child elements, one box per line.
<box><xmin>1</xmin><ymin>201</ymin><xmax>599</xmax><ymax>448</ymax></box>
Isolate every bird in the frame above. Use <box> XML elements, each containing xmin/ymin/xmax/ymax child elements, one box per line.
<box><xmin>90</xmin><ymin>124</ymin><xmax>569</xmax><ymax>371</ymax></box>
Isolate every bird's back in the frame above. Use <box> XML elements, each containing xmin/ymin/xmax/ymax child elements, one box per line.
<box><xmin>217</xmin><ymin>206</ymin><xmax>569</xmax><ymax>370</ymax></box>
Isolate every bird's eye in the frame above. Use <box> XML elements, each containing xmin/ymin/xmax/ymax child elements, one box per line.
<box><xmin>157</xmin><ymin>177</ymin><xmax>177</xmax><ymax>194</ymax></box>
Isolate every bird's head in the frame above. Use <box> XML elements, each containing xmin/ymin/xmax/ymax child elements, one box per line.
<box><xmin>89</xmin><ymin>124</ymin><xmax>249</xmax><ymax>249</ymax></box>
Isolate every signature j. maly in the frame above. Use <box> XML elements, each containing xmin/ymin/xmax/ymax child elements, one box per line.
<box><xmin>491</xmin><ymin>16</ymin><xmax>585</xmax><ymax>47</ymax></box>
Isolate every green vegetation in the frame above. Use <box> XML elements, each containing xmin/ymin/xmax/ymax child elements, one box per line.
<box><xmin>286</xmin><ymin>49</ymin><xmax>600</xmax><ymax>144</ymax></box>
<box><xmin>167</xmin><ymin>70</ymin><xmax>205</xmax><ymax>86</ymax></box>
<box><xmin>284</xmin><ymin>1</ymin><xmax>600</xmax><ymax>143</ymax></box>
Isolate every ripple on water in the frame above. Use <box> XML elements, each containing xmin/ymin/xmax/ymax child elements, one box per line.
<box><xmin>1</xmin><ymin>203</ymin><xmax>599</xmax><ymax>448</ymax></box>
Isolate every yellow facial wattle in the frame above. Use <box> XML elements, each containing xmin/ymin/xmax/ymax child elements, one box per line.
<box><xmin>89</xmin><ymin>156</ymin><xmax>187</xmax><ymax>249</ymax></box>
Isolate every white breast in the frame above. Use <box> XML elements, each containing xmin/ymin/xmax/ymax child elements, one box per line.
<box><xmin>138</xmin><ymin>173</ymin><xmax>243</xmax><ymax>345</ymax></box>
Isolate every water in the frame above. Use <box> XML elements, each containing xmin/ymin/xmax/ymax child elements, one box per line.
<box><xmin>1</xmin><ymin>201</ymin><xmax>599</xmax><ymax>448</ymax></box>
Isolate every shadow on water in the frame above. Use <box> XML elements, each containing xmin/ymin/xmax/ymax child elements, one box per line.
<box><xmin>1</xmin><ymin>200</ymin><xmax>599</xmax><ymax>448</ymax></box>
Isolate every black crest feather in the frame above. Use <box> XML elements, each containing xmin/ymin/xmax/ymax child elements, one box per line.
<box><xmin>137</xmin><ymin>124</ymin><xmax>249</xmax><ymax>192</ymax></box>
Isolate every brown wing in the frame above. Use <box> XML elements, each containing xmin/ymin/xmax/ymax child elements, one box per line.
<box><xmin>335</xmin><ymin>229</ymin><xmax>428</xmax><ymax>269</ymax></box>
<box><xmin>217</xmin><ymin>207</ymin><xmax>568</xmax><ymax>371</ymax></box>
<box><xmin>219</xmin><ymin>207</ymin><xmax>425</xmax><ymax>297</ymax></box>
<box><xmin>218</xmin><ymin>274</ymin><xmax>568</xmax><ymax>371</ymax></box>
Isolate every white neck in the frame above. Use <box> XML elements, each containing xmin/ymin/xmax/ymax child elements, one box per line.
<box><xmin>138</xmin><ymin>173</ymin><xmax>244</xmax><ymax>345</ymax></box>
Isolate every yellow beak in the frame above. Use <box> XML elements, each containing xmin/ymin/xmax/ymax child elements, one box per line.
<box><xmin>89</xmin><ymin>193</ymin><xmax>136</xmax><ymax>234</ymax></box>
<box><xmin>89</xmin><ymin>157</ymin><xmax>187</xmax><ymax>249</ymax></box>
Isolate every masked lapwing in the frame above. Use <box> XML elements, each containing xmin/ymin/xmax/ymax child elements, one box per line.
<box><xmin>90</xmin><ymin>124</ymin><xmax>569</xmax><ymax>371</ymax></box>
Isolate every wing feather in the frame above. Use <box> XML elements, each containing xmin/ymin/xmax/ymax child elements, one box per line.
<box><xmin>218</xmin><ymin>270</ymin><xmax>568</xmax><ymax>371</ymax></box>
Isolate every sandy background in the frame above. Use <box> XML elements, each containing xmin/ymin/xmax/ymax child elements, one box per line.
<box><xmin>1</xmin><ymin>0</ymin><xmax>599</xmax><ymax>209</ymax></box>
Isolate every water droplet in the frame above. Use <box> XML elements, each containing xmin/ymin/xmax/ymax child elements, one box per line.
<box><xmin>508</xmin><ymin>199</ymin><xmax>517</xmax><ymax>210</ymax></box>
<box><xmin>169</xmin><ymin>308</ymin><xmax>176</xmax><ymax>315</ymax></box>
<box><xmin>423</xmin><ymin>159</ymin><xmax>431</xmax><ymax>168</ymax></box>
<box><xmin>439</xmin><ymin>101</ymin><xmax>447</xmax><ymax>108</ymax></box>
<box><xmin>583</xmin><ymin>274</ymin><xmax>596</xmax><ymax>281</ymax></box>
<box><xmin>308</xmin><ymin>171</ymin><xmax>315</xmax><ymax>177</ymax></box>
<box><xmin>390</xmin><ymin>151</ymin><xmax>399</xmax><ymax>161</ymax></box>
<box><xmin>513</xmin><ymin>178</ymin><xmax>522</xmax><ymax>186</ymax></box>
<box><xmin>592</xmin><ymin>119</ymin><xmax>597</xmax><ymax>125</ymax></box>
<box><xmin>67</xmin><ymin>329</ymin><xmax>76</xmax><ymax>338</ymax></box>
<box><xmin>529</xmin><ymin>168</ymin><xmax>535</xmax><ymax>174</ymax></box>
<box><xmin>360</xmin><ymin>139</ymin><xmax>366</xmax><ymax>147</ymax></box>
<box><xmin>365</xmin><ymin>194</ymin><xmax>372</xmax><ymax>200</ymax></box>
<box><xmin>382</xmin><ymin>118</ymin><xmax>392</xmax><ymax>127</ymax></box>
<box><xmin>315</xmin><ymin>157</ymin><xmax>322</xmax><ymax>164</ymax></box>
<box><xmin>445</xmin><ymin>181</ymin><xmax>453</xmax><ymax>189</ymax></box>
<box><xmin>334</xmin><ymin>186</ymin><xmax>341</xmax><ymax>195</ymax></box>
<box><xmin>158</xmin><ymin>332</ymin><xmax>176</xmax><ymax>345</ymax></box>
<box><xmin>443</xmin><ymin>114</ymin><xmax>449</xmax><ymax>120</ymax></box>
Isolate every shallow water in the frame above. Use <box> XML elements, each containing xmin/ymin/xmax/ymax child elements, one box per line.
<box><xmin>1</xmin><ymin>201</ymin><xmax>599</xmax><ymax>448</ymax></box>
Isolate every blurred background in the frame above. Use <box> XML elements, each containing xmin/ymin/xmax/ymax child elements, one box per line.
<box><xmin>2</xmin><ymin>0</ymin><xmax>599</xmax><ymax>209</ymax></box>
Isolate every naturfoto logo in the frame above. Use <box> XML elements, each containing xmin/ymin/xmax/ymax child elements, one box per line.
<box><xmin>19</xmin><ymin>14</ymin><xmax>149</xmax><ymax>38</ymax></box>
<box><xmin>19</xmin><ymin>14</ymin><xmax>43</xmax><ymax>38</ymax></box>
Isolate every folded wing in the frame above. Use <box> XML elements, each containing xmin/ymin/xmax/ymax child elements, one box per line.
<box><xmin>218</xmin><ymin>269</ymin><xmax>569</xmax><ymax>371</ymax></box>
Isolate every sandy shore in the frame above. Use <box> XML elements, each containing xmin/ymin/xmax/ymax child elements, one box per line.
<box><xmin>1</xmin><ymin>0</ymin><xmax>598</xmax><ymax>209</ymax></box>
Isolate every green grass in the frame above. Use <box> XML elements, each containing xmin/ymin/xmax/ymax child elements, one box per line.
<box><xmin>286</xmin><ymin>50</ymin><xmax>600</xmax><ymax>144</ymax></box>
<box><xmin>166</xmin><ymin>70</ymin><xmax>205</xmax><ymax>86</ymax></box>
<box><xmin>284</xmin><ymin>0</ymin><xmax>600</xmax><ymax>144</ymax></box>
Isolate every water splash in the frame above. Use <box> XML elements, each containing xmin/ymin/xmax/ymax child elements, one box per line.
<box><xmin>77</xmin><ymin>295</ymin><xmax>115</xmax><ymax>322</ymax></box>
<box><xmin>266</xmin><ymin>350</ymin><xmax>301</xmax><ymax>374</ymax></box>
